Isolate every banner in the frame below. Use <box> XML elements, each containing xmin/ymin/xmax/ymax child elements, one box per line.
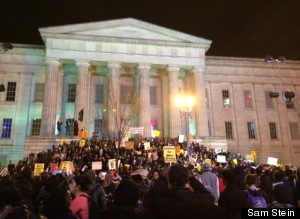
<box><xmin>108</xmin><ymin>159</ymin><xmax>116</xmax><ymax>170</ymax></box>
<box><xmin>34</xmin><ymin>163</ymin><xmax>44</xmax><ymax>175</ymax></box>
<box><xmin>125</xmin><ymin>141</ymin><xmax>134</xmax><ymax>150</ymax></box>
<box><xmin>163</xmin><ymin>146</ymin><xmax>176</xmax><ymax>163</ymax></box>
<box><xmin>128</xmin><ymin>126</ymin><xmax>144</xmax><ymax>135</ymax></box>
<box><xmin>217</xmin><ymin>155</ymin><xmax>226</xmax><ymax>163</ymax></box>
<box><xmin>144</xmin><ymin>142</ymin><xmax>151</xmax><ymax>150</ymax></box>
<box><xmin>92</xmin><ymin>161</ymin><xmax>102</xmax><ymax>170</ymax></box>
<box><xmin>267</xmin><ymin>157</ymin><xmax>278</xmax><ymax>166</ymax></box>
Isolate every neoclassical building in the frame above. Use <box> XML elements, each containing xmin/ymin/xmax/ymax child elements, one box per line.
<box><xmin>1</xmin><ymin>18</ymin><xmax>300</xmax><ymax>166</ymax></box>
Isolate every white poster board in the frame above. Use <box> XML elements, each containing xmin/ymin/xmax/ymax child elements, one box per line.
<box><xmin>92</xmin><ymin>161</ymin><xmax>102</xmax><ymax>170</ymax></box>
<box><xmin>217</xmin><ymin>155</ymin><xmax>226</xmax><ymax>163</ymax></box>
<box><xmin>144</xmin><ymin>142</ymin><xmax>150</xmax><ymax>150</ymax></box>
<box><xmin>179</xmin><ymin>135</ymin><xmax>184</xmax><ymax>143</ymax></box>
<box><xmin>267</xmin><ymin>157</ymin><xmax>278</xmax><ymax>166</ymax></box>
<box><xmin>108</xmin><ymin>159</ymin><xmax>116</xmax><ymax>170</ymax></box>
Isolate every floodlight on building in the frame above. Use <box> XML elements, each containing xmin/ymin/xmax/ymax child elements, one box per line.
<box><xmin>275</xmin><ymin>56</ymin><xmax>286</xmax><ymax>63</ymax></box>
<box><xmin>0</xmin><ymin>43</ymin><xmax>13</xmax><ymax>52</ymax></box>
<box><xmin>263</xmin><ymin>55</ymin><xmax>273</xmax><ymax>63</ymax></box>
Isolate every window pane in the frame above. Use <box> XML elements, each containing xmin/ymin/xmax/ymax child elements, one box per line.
<box><xmin>68</xmin><ymin>84</ymin><xmax>76</xmax><ymax>102</ymax></box>
<box><xmin>95</xmin><ymin>85</ymin><xmax>103</xmax><ymax>103</ymax></box>
<box><xmin>222</xmin><ymin>90</ymin><xmax>230</xmax><ymax>107</ymax></box>
<box><xmin>289</xmin><ymin>122</ymin><xmax>299</xmax><ymax>139</ymax></box>
<box><xmin>6</xmin><ymin>82</ymin><xmax>17</xmax><ymax>102</ymax></box>
<box><xmin>150</xmin><ymin>86</ymin><xmax>157</xmax><ymax>105</ymax></box>
<box><xmin>34</xmin><ymin>83</ymin><xmax>44</xmax><ymax>102</ymax></box>
<box><xmin>269</xmin><ymin>122</ymin><xmax>277</xmax><ymax>139</ymax></box>
<box><xmin>225</xmin><ymin>122</ymin><xmax>233</xmax><ymax>139</ymax></box>
<box><xmin>247</xmin><ymin>122</ymin><xmax>256</xmax><ymax>139</ymax></box>
<box><xmin>32</xmin><ymin>119</ymin><xmax>41</xmax><ymax>136</ymax></box>
<box><xmin>1</xmin><ymin>118</ymin><xmax>12</xmax><ymax>138</ymax></box>
<box><xmin>284</xmin><ymin>92</ymin><xmax>295</xmax><ymax>109</ymax></box>
<box><xmin>244</xmin><ymin>91</ymin><xmax>253</xmax><ymax>108</ymax></box>
<box><xmin>265</xmin><ymin>91</ymin><xmax>274</xmax><ymax>109</ymax></box>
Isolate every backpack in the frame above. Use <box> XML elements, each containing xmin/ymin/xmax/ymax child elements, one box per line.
<box><xmin>80</xmin><ymin>194</ymin><xmax>99</xmax><ymax>219</ymax></box>
<box><xmin>245</xmin><ymin>189</ymin><xmax>268</xmax><ymax>208</ymax></box>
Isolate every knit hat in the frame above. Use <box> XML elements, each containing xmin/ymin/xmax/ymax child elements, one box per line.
<box><xmin>202</xmin><ymin>162</ymin><xmax>212</xmax><ymax>171</ymax></box>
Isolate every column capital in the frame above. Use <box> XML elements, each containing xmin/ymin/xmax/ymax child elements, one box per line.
<box><xmin>137</xmin><ymin>64</ymin><xmax>151</xmax><ymax>71</ymax></box>
<box><xmin>107</xmin><ymin>62</ymin><xmax>121</xmax><ymax>69</ymax></box>
<box><xmin>75</xmin><ymin>60</ymin><xmax>91</xmax><ymax>68</ymax></box>
<box><xmin>45</xmin><ymin>58</ymin><xmax>60</xmax><ymax>66</ymax></box>
<box><xmin>167</xmin><ymin>65</ymin><xmax>180</xmax><ymax>72</ymax></box>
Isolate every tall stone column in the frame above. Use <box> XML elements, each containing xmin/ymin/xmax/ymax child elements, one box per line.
<box><xmin>40</xmin><ymin>59</ymin><xmax>61</xmax><ymax>136</ymax></box>
<box><xmin>167</xmin><ymin>66</ymin><xmax>181</xmax><ymax>138</ymax></box>
<box><xmin>75</xmin><ymin>60</ymin><xmax>90</xmax><ymax>132</ymax></box>
<box><xmin>194</xmin><ymin>67</ymin><xmax>209</xmax><ymax>137</ymax></box>
<box><xmin>107</xmin><ymin>62</ymin><xmax>121</xmax><ymax>136</ymax></box>
<box><xmin>138</xmin><ymin>64</ymin><xmax>151</xmax><ymax>137</ymax></box>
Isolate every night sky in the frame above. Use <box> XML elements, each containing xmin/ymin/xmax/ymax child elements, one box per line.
<box><xmin>1</xmin><ymin>0</ymin><xmax>300</xmax><ymax>60</ymax></box>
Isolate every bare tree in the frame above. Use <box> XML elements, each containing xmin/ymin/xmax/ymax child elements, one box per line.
<box><xmin>102</xmin><ymin>83</ymin><xmax>140</xmax><ymax>173</ymax></box>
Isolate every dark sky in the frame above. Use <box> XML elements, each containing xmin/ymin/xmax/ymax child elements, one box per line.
<box><xmin>1</xmin><ymin>0</ymin><xmax>300</xmax><ymax>60</ymax></box>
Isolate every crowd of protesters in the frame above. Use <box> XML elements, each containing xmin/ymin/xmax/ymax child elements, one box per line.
<box><xmin>0</xmin><ymin>136</ymin><xmax>300</xmax><ymax>219</ymax></box>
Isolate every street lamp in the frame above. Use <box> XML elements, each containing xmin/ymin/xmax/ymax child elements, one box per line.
<box><xmin>176</xmin><ymin>95</ymin><xmax>195</xmax><ymax>156</ymax></box>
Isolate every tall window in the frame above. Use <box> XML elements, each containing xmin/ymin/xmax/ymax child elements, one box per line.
<box><xmin>150</xmin><ymin>86</ymin><xmax>157</xmax><ymax>105</ymax></box>
<box><xmin>34</xmin><ymin>83</ymin><xmax>44</xmax><ymax>102</ymax></box>
<box><xmin>244</xmin><ymin>91</ymin><xmax>253</xmax><ymax>108</ymax></box>
<box><xmin>222</xmin><ymin>90</ymin><xmax>230</xmax><ymax>107</ymax></box>
<box><xmin>1</xmin><ymin>118</ymin><xmax>12</xmax><ymax>138</ymax></box>
<box><xmin>289</xmin><ymin>122</ymin><xmax>299</xmax><ymax>139</ymax></box>
<box><xmin>120</xmin><ymin>85</ymin><xmax>132</xmax><ymax>104</ymax></box>
<box><xmin>225</xmin><ymin>122</ymin><xmax>233</xmax><ymax>139</ymax></box>
<box><xmin>95</xmin><ymin>85</ymin><xmax>103</xmax><ymax>103</ymax></box>
<box><xmin>94</xmin><ymin>119</ymin><xmax>103</xmax><ymax>134</ymax></box>
<box><xmin>68</xmin><ymin>84</ymin><xmax>76</xmax><ymax>102</ymax></box>
<box><xmin>265</xmin><ymin>91</ymin><xmax>274</xmax><ymax>109</ymax></box>
<box><xmin>6</xmin><ymin>82</ymin><xmax>17</xmax><ymax>101</ymax></box>
<box><xmin>269</xmin><ymin>122</ymin><xmax>277</xmax><ymax>139</ymax></box>
<box><xmin>284</xmin><ymin>92</ymin><xmax>295</xmax><ymax>109</ymax></box>
<box><xmin>247</xmin><ymin>122</ymin><xmax>256</xmax><ymax>139</ymax></box>
<box><xmin>32</xmin><ymin>119</ymin><xmax>41</xmax><ymax>136</ymax></box>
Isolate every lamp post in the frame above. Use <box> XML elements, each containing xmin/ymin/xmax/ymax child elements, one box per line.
<box><xmin>176</xmin><ymin>95</ymin><xmax>195</xmax><ymax>156</ymax></box>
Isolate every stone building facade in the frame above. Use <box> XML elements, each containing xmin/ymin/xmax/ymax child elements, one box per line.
<box><xmin>1</xmin><ymin>18</ymin><xmax>300</xmax><ymax>166</ymax></box>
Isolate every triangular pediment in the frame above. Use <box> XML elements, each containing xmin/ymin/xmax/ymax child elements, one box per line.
<box><xmin>39</xmin><ymin>18</ymin><xmax>211</xmax><ymax>47</ymax></box>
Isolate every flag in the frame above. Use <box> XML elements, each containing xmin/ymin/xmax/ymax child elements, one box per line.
<box><xmin>78</xmin><ymin>108</ymin><xmax>84</xmax><ymax>122</ymax></box>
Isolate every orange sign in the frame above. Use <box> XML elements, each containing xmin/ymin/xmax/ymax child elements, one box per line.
<box><xmin>79</xmin><ymin>131</ymin><xmax>88</xmax><ymax>138</ymax></box>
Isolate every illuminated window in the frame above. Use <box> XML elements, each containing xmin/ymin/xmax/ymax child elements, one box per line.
<box><xmin>68</xmin><ymin>84</ymin><xmax>76</xmax><ymax>102</ymax></box>
<box><xmin>1</xmin><ymin>118</ymin><xmax>12</xmax><ymax>138</ymax></box>
<box><xmin>244</xmin><ymin>91</ymin><xmax>253</xmax><ymax>108</ymax></box>
<box><xmin>269</xmin><ymin>122</ymin><xmax>277</xmax><ymax>139</ymax></box>
<box><xmin>222</xmin><ymin>90</ymin><xmax>230</xmax><ymax>107</ymax></box>
<box><xmin>6</xmin><ymin>82</ymin><xmax>17</xmax><ymax>102</ymax></box>
<box><xmin>95</xmin><ymin>85</ymin><xmax>103</xmax><ymax>103</ymax></box>
<box><xmin>32</xmin><ymin>119</ymin><xmax>41</xmax><ymax>136</ymax></box>
<box><xmin>225</xmin><ymin>122</ymin><xmax>233</xmax><ymax>139</ymax></box>
<box><xmin>247</xmin><ymin>122</ymin><xmax>256</xmax><ymax>139</ymax></box>
<box><xmin>34</xmin><ymin>83</ymin><xmax>44</xmax><ymax>102</ymax></box>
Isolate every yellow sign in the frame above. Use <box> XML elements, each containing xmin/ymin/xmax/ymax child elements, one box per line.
<box><xmin>232</xmin><ymin>158</ymin><xmax>238</xmax><ymax>165</ymax></box>
<box><xmin>79</xmin><ymin>139</ymin><xmax>85</xmax><ymax>147</ymax></box>
<box><xmin>163</xmin><ymin>146</ymin><xmax>176</xmax><ymax>163</ymax></box>
<box><xmin>251</xmin><ymin>150</ymin><xmax>257</xmax><ymax>159</ymax></box>
<box><xmin>125</xmin><ymin>131</ymin><xmax>131</xmax><ymax>138</ymax></box>
<box><xmin>34</xmin><ymin>163</ymin><xmax>44</xmax><ymax>175</ymax></box>
<box><xmin>204</xmin><ymin>159</ymin><xmax>212</xmax><ymax>165</ymax></box>
<box><xmin>61</xmin><ymin>161</ymin><xmax>73</xmax><ymax>173</ymax></box>
<box><xmin>154</xmin><ymin>130</ymin><xmax>160</xmax><ymax>137</ymax></box>
<box><xmin>60</xmin><ymin>139</ymin><xmax>65</xmax><ymax>145</ymax></box>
